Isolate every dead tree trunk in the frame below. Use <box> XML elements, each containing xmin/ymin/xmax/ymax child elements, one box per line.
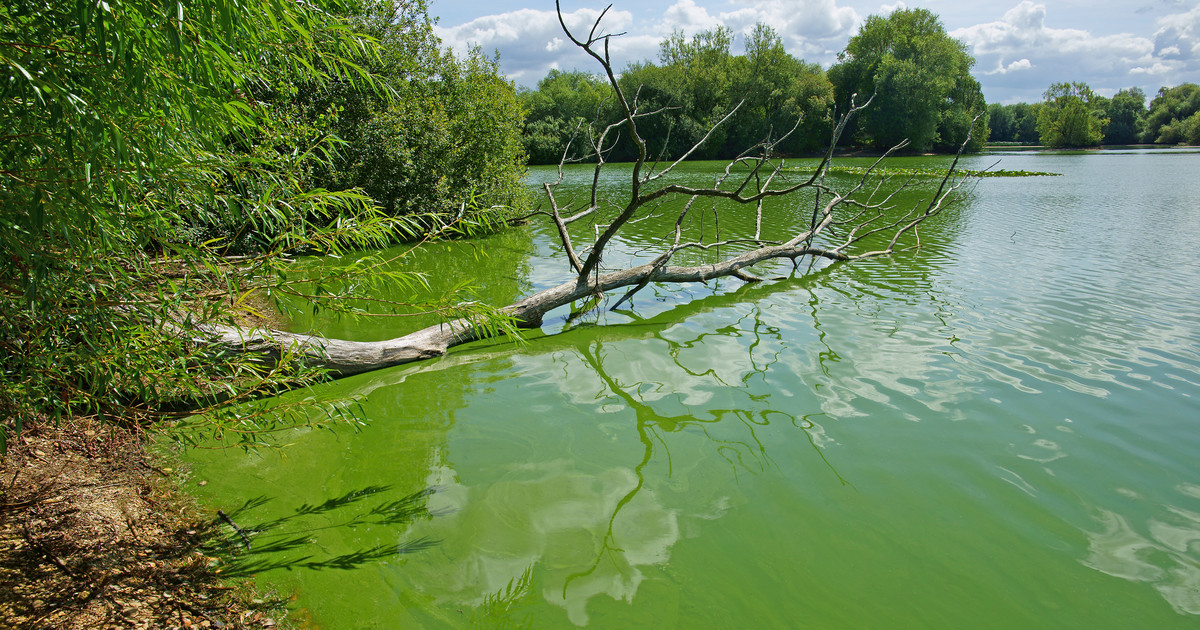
<box><xmin>201</xmin><ymin>1</ymin><xmax>983</xmax><ymax>379</ymax></box>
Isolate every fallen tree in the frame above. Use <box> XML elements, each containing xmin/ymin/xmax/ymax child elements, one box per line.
<box><xmin>204</xmin><ymin>1</ymin><xmax>983</xmax><ymax>379</ymax></box>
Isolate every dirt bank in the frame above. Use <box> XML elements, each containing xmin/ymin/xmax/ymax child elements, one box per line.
<box><xmin>0</xmin><ymin>417</ymin><xmax>288</xmax><ymax>629</ymax></box>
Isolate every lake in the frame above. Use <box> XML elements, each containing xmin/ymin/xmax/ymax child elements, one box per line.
<box><xmin>177</xmin><ymin>148</ymin><xmax>1200</xmax><ymax>628</ymax></box>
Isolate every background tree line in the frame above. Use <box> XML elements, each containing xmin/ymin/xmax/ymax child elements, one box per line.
<box><xmin>521</xmin><ymin>8</ymin><xmax>989</xmax><ymax>165</ymax></box>
<box><xmin>988</xmin><ymin>82</ymin><xmax>1200</xmax><ymax>148</ymax></box>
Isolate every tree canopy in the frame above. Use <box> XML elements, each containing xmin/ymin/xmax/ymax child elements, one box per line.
<box><xmin>725</xmin><ymin>24</ymin><xmax>836</xmax><ymax>156</ymax></box>
<box><xmin>519</xmin><ymin>24</ymin><xmax>834</xmax><ymax>164</ymax></box>
<box><xmin>293</xmin><ymin>0</ymin><xmax>529</xmax><ymax>217</ymax></box>
<box><xmin>991</xmin><ymin>82</ymin><xmax>1200</xmax><ymax>148</ymax></box>
<box><xmin>987</xmin><ymin>102</ymin><xmax>1041</xmax><ymax>144</ymax></box>
<box><xmin>828</xmin><ymin>8</ymin><xmax>988</xmax><ymax>152</ymax></box>
<box><xmin>1036</xmin><ymin>81</ymin><xmax>1107</xmax><ymax>148</ymax></box>
<box><xmin>521</xmin><ymin>8</ymin><xmax>998</xmax><ymax>161</ymax></box>
<box><xmin>520</xmin><ymin>70</ymin><xmax>612</xmax><ymax>165</ymax></box>
<box><xmin>1142</xmin><ymin>83</ymin><xmax>1200</xmax><ymax>145</ymax></box>
<box><xmin>1100</xmin><ymin>87</ymin><xmax>1147</xmax><ymax>145</ymax></box>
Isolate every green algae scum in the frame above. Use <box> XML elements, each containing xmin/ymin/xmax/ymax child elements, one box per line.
<box><xmin>177</xmin><ymin>148</ymin><xmax>1200</xmax><ymax>628</ymax></box>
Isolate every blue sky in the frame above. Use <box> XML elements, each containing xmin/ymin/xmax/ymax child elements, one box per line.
<box><xmin>428</xmin><ymin>0</ymin><xmax>1200</xmax><ymax>104</ymax></box>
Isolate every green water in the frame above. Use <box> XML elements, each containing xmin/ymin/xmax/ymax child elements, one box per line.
<box><xmin>177</xmin><ymin>149</ymin><xmax>1200</xmax><ymax>628</ymax></box>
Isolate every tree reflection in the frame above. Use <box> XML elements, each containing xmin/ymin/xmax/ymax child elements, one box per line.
<box><xmin>202</xmin><ymin>485</ymin><xmax>444</xmax><ymax>578</ymax></box>
<box><xmin>555</xmin><ymin>302</ymin><xmax>845</xmax><ymax>611</ymax></box>
<box><xmin>188</xmin><ymin>268</ymin><xmax>875</xmax><ymax>626</ymax></box>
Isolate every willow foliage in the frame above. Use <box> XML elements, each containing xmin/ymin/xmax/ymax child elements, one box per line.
<box><xmin>289</xmin><ymin>0</ymin><xmax>530</xmax><ymax>218</ymax></box>
<box><xmin>1036</xmin><ymin>82</ymin><xmax>1107</xmax><ymax>148</ymax></box>
<box><xmin>0</xmin><ymin>0</ymin><xmax>508</xmax><ymax>450</ymax></box>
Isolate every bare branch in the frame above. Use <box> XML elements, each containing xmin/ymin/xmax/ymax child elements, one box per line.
<box><xmin>545</xmin><ymin>183</ymin><xmax>584</xmax><ymax>273</ymax></box>
<box><xmin>643</xmin><ymin>100</ymin><xmax>744</xmax><ymax>185</ymax></box>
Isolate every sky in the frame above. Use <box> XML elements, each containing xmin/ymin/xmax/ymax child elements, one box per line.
<box><xmin>427</xmin><ymin>0</ymin><xmax>1200</xmax><ymax>104</ymax></box>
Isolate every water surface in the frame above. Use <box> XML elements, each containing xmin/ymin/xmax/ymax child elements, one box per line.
<box><xmin>179</xmin><ymin>148</ymin><xmax>1200</xmax><ymax>628</ymax></box>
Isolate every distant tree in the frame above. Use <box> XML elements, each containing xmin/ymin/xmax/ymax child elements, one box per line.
<box><xmin>1142</xmin><ymin>83</ymin><xmax>1200</xmax><ymax>145</ymax></box>
<box><xmin>653</xmin><ymin>26</ymin><xmax>737</xmax><ymax>160</ymax></box>
<box><xmin>1182</xmin><ymin>113</ymin><xmax>1200</xmax><ymax>146</ymax></box>
<box><xmin>1037</xmin><ymin>82</ymin><xmax>1107</xmax><ymax>148</ymax></box>
<box><xmin>618</xmin><ymin>25</ymin><xmax>824</xmax><ymax>161</ymax></box>
<box><xmin>1010</xmin><ymin>103</ymin><xmax>1042</xmax><ymax>144</ymax></box>
<box><xmin>724</xmin><ymin>24</ymin><xmax>834</xmax><ymax>155</ymax></box>
<box><xmin>519</xmin><ymin>70</ymin><xmax>613</xmax><ymax>164</ymax></box>
<box><xmin>613</xmin><ymin>60</ymin><xmax>702</xmax><ymax>160</ymax></box>
<box><xmin>936</xmin><ymin>73</ymin><xmax>989</xmax><ymax>152</ymax></box>
<box><xmin>987</xmin><ymin>103</ymin><xmax>1042</xmax><ymax>144</ymax></box>
<box><xmin>521</xmin><ymin>24</ymin><xmax>835</xmax><ymax>163</ymax></box>
<box><xmin>828</xmin><ymin>8</ymin><xmax>987</xmax><ymax>152</ymax></box>
<box><xmin>1100</xmin><ymin>88</ymin><xmax>1147</xmax><ymax>145</ymax></box>
<box><xmin>988</xmin><ymin>103</ymin><xmax>1015</xmax><ymax>141</ymax></box>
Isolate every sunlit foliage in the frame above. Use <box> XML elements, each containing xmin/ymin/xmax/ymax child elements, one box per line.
<box><xmin>828</xmin><ymin>8</ymin><xmax>988</xmax><ymax>153</ymax></box>
<box><xmin>0</xmin><ymin>0</ymin><xmax>513</xmax><ymax>450</ymax></box>
<box><xmin>519</xmin><ymin>24</ymin><xmax>834</xmax><ymax>164</ymax></box>
<box><xmin>1142</xmin><ymin>83</ymin><xmax>1200</xmax><ymax>145</ymax></box>
<box><xmin>1036</xmin><ymin>82</ymin><xmax>1107</xmax><ymax>148</ymax></box>
<box><xmin>292</xmin><ymin>0</ymin><xmax>530</xmax><ymax>218</ymax></box>
<box><xmin>1098</xmin><ymin>88</ymin><xmax>1148</xmax><ymax>145</ymax></box>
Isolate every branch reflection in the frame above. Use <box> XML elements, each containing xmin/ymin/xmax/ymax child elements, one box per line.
<box><xmin>548</xmin><ymin>301</ymin><xmax>845</xmax><ymax>619</ymax></box>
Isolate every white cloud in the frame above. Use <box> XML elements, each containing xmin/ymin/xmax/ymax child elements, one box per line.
<box><xmin>435</xmin><ymin>1</ymin><xmax>1200</xmax><ymax>102</ymax></box>
<box><xmin>658</xmin><ymin>0</ymin><xmax>861</xmax><ymax>61</ymax></box>
<box><xmin>948</xmin><ymin>1</ymin><xmax>1196</xmax><ymax>103</ymax></box>
<box><xmin>434</xmin><ymin>7</ymin><xmax>659</xmax><ymax>86</ymax></box>
<box><xmin>436</xmin><ymin>1</ymin><xmax>862</xmax><ymax>87</ymax></box>
<box><xmin>952</xmin><ymin>1</ymin><xmax>1151</xmax><ymax>62</ymax></box>
<box><xmin>1130</xmin><ymin>62</ymin><xmax>1175</xmax><ymax>75</ymax></box>
<box><xmin>659</xmin><ymin>0</ymin><xmax>722</xmax><ymax>33</ymax></box>
<box><xmin>1153</xmin><ymin>3</ymin><xmax>1200</xmax><ymax>60</ymax></box>
<box><xmin>986</xmin><ymin>57</ymin><xmax>1034</xmax><ymax>75</ymax></box>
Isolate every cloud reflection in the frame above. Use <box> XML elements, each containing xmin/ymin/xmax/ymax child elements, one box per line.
<box><xmin>1082</xmin><ymin>483</ymin><xmax>1200</xmax><ymax>615</ymax></box>
<box><xmin>400</xmin><ymin>307</ymin><xmax>838</xmax><ymax>625</ymax></box>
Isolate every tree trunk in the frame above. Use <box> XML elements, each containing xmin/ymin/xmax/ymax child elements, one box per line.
<box><xmin>201</xmin><ymin>244</ymin><xmax>845</xmax><ymax>377</ymax></box>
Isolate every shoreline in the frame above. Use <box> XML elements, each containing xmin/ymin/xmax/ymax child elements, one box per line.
<box><xmin>0</xmin><ymin>417</ymin><xmax>291</xmax><ymax>629</ymax></box>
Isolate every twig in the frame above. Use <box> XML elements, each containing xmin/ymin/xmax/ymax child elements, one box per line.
<box><xmin>22</xmin><ymin>521</ymin><xmax>74</xmax><ymax>578</ymax></box>
<box><xmin>217</xmin><ymin>510</ymin><xmax>252</xmax><ymax>550</ymax></box>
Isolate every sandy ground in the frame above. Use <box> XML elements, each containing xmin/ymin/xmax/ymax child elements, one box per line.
<box><xmin>0</xmin><ymin>418</ymin><xmax>289</xmax><ymax>629</ymax></box>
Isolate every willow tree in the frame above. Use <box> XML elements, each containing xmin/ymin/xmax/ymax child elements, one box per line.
<box><xmin>1037</xmin><ymin>82</ymin><xmax>1107</xmax><ymax>148</ymax></box>
<box><xmin>293</xmin><ymin>0</ymin><xmax>530</xmax><ymax>217</ymax></box>
<box><xmin>1142</xmin><ymin>83</ymin><xmax>1200</xmax><ymax>145</ymax></box>
<box><xmin>727</xmin><ymin>23</ymin><xmax>834</xmax><ymax>156</ymax></box>
<box><xmin>0</xmin><ymin>0</ymin><xmax>511</xmax><ymax>450</ymax></box>
<box><xmin>1101</xmin><ymin>88</ymin><xmax>1147</xmax><ymax>145</ymax></box>
<box><xmin>199</xmin><ymin>1</ymin><xmax>984</xmax><ymax>378</ymax></box>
